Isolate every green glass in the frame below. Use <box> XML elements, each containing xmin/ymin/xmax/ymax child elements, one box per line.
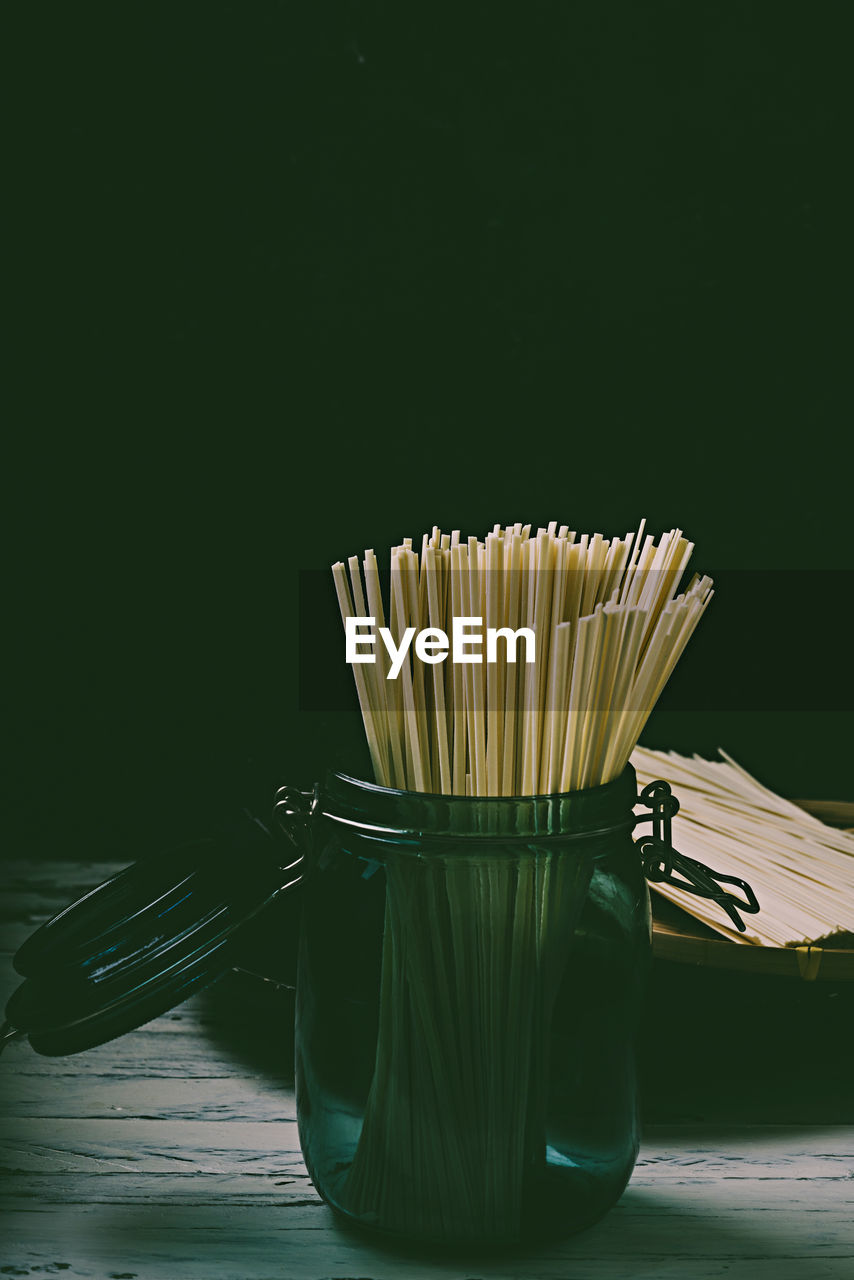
<box><xmin>292</xmin><ymin>764</ymin><xmax>651</xmax><ymax>1246</ymax></box>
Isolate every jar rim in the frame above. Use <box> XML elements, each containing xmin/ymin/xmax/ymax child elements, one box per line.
<box><xmin>316</xmin><ymin>764</ymin><xmax>639</xmax><ymax>846</ymax></box>
<box><xmin>326</xmin><ymin>767</ymin><xmax>631</xmax><ymax>804</ymax></box>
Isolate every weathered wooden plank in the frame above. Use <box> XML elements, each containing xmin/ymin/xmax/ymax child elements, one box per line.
<box><xmin>3</xmin><ymin>1117</ymin><xmax>852</xmax><ymax>1177</ymax></box>
<box><xmin>2</xmin><ymin>860</ymin><xmax>853</xmax><ymax>1279</ymax></box>
<box><xmin>0</xmin><ymin>1117</ymin><xmax>302</xmax><ymax>1175</ymax></box>
<box><xmin>0</xmin><ymin>972</ymin><xmax>296</xmax><ymax>1087</ymax></box>
<box><xmin>1</xmin><ymin>1196</ymin><xmax>852</xmax><ymax>1280</ymax></box>
<box><xmin>0</xmin><ymin>1169</ymin><xmax>321</xmax><ymax>1205</ymax></box>
<box><xmin>0</xmin><ymin>1025</ymin><xmax>292</xmax><ymax>1084</ymax></box>
<box><xmin>1</xmin><ymin>1073</ymin><xmax>295</xmax><ymax>1122</ymax></box>
<box><xmin>1</xmin><ymin>1169</ymin><xmax>851</xmax><ymax>1211</ymax></box>
<box><xmin>634</xmin><ymin>1127</ymin><xmax>854</xmax><ymax>1181</ymax></box>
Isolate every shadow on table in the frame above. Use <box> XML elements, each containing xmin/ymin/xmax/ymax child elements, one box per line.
<box><xmin>198</xmin><ymin>951</ymin><xmax>854</xmax><ymax>1125</ymax></box>
<box><xmin>198</xmin><ymin>970</ymin><xmax>296</xmax><ymax>1082</ymax></box>
<box><xmin>319</xmin><ymin>1179</ymin><xmax>845</xmax><ymax>1274</ymax></box>
<box><xmin>640</xmin><ymin>958</ymin><xmax>854</xmax><ymax>1124</ymax></box>
<box><xmin>89</xmin><ymin>1180</ymin><xmax>844</xmax><ymax>1279</ymax></box>
<box><xmin>134</xmin><ymin>962</ymin><xmax>850</xmax><ymax>1276</ymax></box>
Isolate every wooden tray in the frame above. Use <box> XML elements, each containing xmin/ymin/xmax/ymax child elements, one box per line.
<box><xmin>651</xmin><ymin>798</ymin><xmax>854</xmax><ymax>982</ymax></box>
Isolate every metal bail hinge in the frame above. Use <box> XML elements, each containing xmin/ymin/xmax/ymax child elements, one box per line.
<box><xmin>635</xmin><ymin>779</ymin><xmax>761</xmax><ymax>933</ymax></box>
<box><xmin>272</xmin><ymin>783</ymin><xmax>319</xmax><ymax>876</ymax></box>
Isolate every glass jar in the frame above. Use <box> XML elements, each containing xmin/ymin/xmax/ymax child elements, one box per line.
<box><xmin>282</xmin><ymin>764</ymin><xmax>650</xmax><ymax>1246</ymax></box>
<box><xmin>5</xmin><ymin>761</ymin><xmax>756</xmax><ymax>1249</ymax></box>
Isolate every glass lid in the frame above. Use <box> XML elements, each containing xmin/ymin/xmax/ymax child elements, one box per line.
<box><xmin>3</xmin><ymin>811</ymin><xmax>302</xmax><ymax>1057</ymax></box>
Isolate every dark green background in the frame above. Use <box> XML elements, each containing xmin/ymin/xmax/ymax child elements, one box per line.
<box><xmin>8</xmin><ymin>2</ymin><xmax>852</xmax><ymax>863</ymax></box>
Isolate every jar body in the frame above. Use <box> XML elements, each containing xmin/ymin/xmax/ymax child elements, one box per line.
<box><xmin>295</xmin><ymin>769</ymin><xmax>650</xmax><ymax>1246</ymax></box>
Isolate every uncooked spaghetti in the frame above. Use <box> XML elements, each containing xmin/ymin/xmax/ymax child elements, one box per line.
<box><xmin>333</xmin><ymin>519</ymin><xmax>712</xmax><ymax>796</ymax></box>
<box><xmin>632</xmin><ymin>745</ymin><xmax>854</xmax><ymax>947</ymax></box>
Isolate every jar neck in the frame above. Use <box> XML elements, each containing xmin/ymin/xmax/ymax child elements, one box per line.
<box><xmin>318</xmin><ymin>766</ymin><xmax>638</xmax><ymax>843</ymax></box>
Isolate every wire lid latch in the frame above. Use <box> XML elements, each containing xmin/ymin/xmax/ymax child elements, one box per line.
<box><xmin>635</xmin><ymin>780</ymin><xmax>760</xmax><ymax>933</ymax></box>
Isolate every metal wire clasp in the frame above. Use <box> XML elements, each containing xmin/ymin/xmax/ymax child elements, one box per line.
<box><xmin>635</xmin><ymin>779</ymin><xmax>760</xmax><ymax>934</ymax></box>
<box><xmin>272</xmin><ymin>783</ymin><xmax>319</xmax><ymax>861</ymax></box>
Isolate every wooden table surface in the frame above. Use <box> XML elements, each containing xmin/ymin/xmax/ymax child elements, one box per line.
<box><xmin>2</xmin><ymin>859</ymin><xmax>852</xmax><ymax>1280</ymax></box>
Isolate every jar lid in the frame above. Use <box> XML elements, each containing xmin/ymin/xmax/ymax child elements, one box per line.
<box><xmin>3</xmin><ymin>811</ymin><xmax>302</xmax><ymax>1057</ymax></box>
